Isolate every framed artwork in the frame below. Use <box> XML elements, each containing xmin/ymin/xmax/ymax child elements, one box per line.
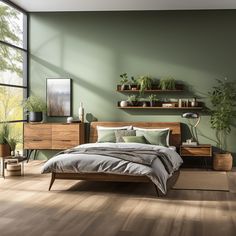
<box><xmin>46</xmin><ymin>78</ymin><xmax>72</xmax><ymax>117</ymax></box>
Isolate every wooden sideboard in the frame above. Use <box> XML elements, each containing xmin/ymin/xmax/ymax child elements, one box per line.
<box><xmin>24</xmin><ymin>123</ymin><xmax>85</xmax><ymax>150</ymax></box>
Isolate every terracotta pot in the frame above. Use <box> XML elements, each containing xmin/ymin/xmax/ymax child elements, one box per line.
<box><xmin>213</xmin><ymin>152</ymin><xmax>233</xmax><ymax>171</ymax></box>
<box><xmin>0</xmin><ymin>144</ymin><xmax>11</xmax><ymax>157</ymax></box>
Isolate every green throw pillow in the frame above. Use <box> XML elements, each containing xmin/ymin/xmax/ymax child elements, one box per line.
<box><xmin>136</xmin><ymin>129</ymin><xmax>169</xmax><ymax>146</ymax></box>
<box><xmin>123</xmin><ymin>135</ymin><xmax>147</xmax><ymax>144</ymax></box>
<box><xmin>97</xmin><ymin>129</ymin><xmax>116</xmax><ymax>143</ymax></box>
<box><xmin>115</xmin><ymin>130</ymin><xmax>136</xmax><ymax>142</ymax></box>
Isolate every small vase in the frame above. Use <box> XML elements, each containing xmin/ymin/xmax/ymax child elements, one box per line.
<box><xmin>78</xmin><ymin>102</ymin><xmax>84</xmax><ymax>122</ymax></box>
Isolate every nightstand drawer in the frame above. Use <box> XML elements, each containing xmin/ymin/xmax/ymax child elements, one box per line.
<box><xmin>180</xmin><ymin>145</ymin><xmax>212</xmax><ymax>157</ymax></box>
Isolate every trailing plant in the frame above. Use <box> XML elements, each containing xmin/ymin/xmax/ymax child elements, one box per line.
<box><xmin>0</xmin><ymin>123</ymin><xmax>10</xmax><ymax>144</ymax></box>
<box><xmin>159</xmin><ymin>77</ymin><xmax>176</xmax><ymax>90</ymax></box>
<box><xmin>22</xmin><ymin>96</ymin><xmax>47</xmax><ymax>112</ymax></box>
<box><xmin>208</xmin><ymin>78</ymin><xmax>236</xmax><ymax>152</ymax></box>
<box><xmin>137</xmin><ymin>75</ymin><xmax>153</xmax><ymax>94</ymax></box>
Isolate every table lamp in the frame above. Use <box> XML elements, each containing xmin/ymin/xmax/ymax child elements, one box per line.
<box><xmin>181</xmin><ymin>112</ymin><xmax>200</xmax><ymax>144</ymax></box>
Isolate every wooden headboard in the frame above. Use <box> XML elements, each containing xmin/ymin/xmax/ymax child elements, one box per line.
<box><xmin>89</xmin><ymin>122</ymin><xmax>181</xmax><ymax>147</ymax></box>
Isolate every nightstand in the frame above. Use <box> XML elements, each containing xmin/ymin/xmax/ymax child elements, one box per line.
<box><xmin>180</xmin><ymin>144</ymin><xmax>212</xmax><ymax>168</ymax></box>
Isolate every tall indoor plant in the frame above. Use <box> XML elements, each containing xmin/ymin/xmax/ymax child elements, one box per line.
<box><xmin>208</xmin><ymin>78</ymin><xmax>236</xmax><ymax>170</ymax></box>
<box><xmin>23</xmin><ymin>96</ymin><xmax>47</xmax><ymax>122</ymax></box>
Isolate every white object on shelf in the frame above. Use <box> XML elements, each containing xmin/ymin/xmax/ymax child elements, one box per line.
<box><xmin>182</xmin><ymin>142</ymin><xmax>198</xmax><ymax>146</ymax></box>
<box><xmin>78</xmin><ymin>102</ymin><xmax>84</xmax><ymax>122</ymax></box>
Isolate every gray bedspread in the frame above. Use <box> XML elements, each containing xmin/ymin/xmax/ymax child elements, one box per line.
<box><xmin>57</xmin><ymin>147</ymin><xmax>173</xmax><ymax>174</ymax></box>
<box><xmin>42</xmin><ymin>143</ymin><xmax>183</xmax><ymax>194</ymax></box>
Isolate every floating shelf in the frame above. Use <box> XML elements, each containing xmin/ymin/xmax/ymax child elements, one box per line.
<box><xmin>117</xmin><ymin>106</ymin><xmax>203</xmax><ymax>110</ymax></box>
<box><xmin>116</xmin><ymin>89</ymin><xmax>184</xmax><ymax>93</ymax></box>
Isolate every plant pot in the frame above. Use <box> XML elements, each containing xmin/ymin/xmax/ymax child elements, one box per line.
<box><xmin>0</xmin><ymin>143</ymin><xmax>11</xmax><ymax>157</ymax></box>
<box><xmin>149</xmin><ymin>101</ymin><xmax>157</xmax><ymax>107</ymax></box>
<box><xmin>29</xmin><ymin>112</ymin><xmax>43</xmax><ymax>122</ymax></box>
<box><xmin>213</xmin><ymin>152</ymin><xmax>233</xmax><ymax>171</ymax></box>
<box><xmin>120</xmin><ymin>101</ymin><xmax>128</xmax><ymax>107</ymax></box>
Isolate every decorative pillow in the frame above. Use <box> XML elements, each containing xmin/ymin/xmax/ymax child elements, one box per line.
<box><xmin>123</xmin><ymin>135</ymin><xmax>147</xmax><ymax>144</ymax></box>
<box><xmin>115</xmin><ymin>130</ymin><xmax>136</xmax><ymax>142</ymax></box>
<box><xmin>133</xmin><ymin>127</ymin><xmax>170</xmax><ymax>146</ymax></box>
<box><xmin>97</xmin><ymin>126</ymin><xmax>133</xmax><ymax>143</ymax></box>
<box><xmin>136</xmin><ymin>129</ymin><xmax>169</xmax><ymax>147</ymax></box>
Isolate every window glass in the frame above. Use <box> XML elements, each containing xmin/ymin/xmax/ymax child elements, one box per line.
<box><xmin>0</xmin><ymin>86</ymin><xmax>25</xmax><ymax>121</ymax></box>
<box><xmin>0</xmin><ymin>44</ymin><xmax>25</xmax><ymax>86</ymax></box>
<box><xmin>0</xmin><ymin>1</ymin><xmax>24</xmax><ymax>48</ymax></box>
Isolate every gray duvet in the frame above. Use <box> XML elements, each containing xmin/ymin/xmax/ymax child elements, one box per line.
<box><xmin>42</xmin><ymin>143</ymin><xmax>183</xmax><ymax>194</ymax></box>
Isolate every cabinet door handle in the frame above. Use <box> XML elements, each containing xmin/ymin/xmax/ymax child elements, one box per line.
<box><xmin>61</xmin><ymin>140</ymin><xmax>71</xmax><ymax>142</ymax></box>
<box><xmin>32</xmin><ymin>139</ymin><xmax>43</xmax><ymax>141</ymax></box>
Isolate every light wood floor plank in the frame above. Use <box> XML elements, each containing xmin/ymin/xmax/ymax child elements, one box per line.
<box><xmin>0</xmin><ymin>161</ymin><xmax>235</xmax><ymax>236</ymax></box>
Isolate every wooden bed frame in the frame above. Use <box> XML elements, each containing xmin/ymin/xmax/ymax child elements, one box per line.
<box><xmin>48</xmin><ymin>122</ymin><xmax>181</xmax><ymax>196</ymax></box>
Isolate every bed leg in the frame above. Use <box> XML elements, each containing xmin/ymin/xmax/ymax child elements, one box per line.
<box><xmin>153</xmin><ymin>184</ymin><xmax>160</xmax><ymax>197</ymax></box>
<box><xmin>49</xmin><ymin>172</ymin><xmax>56</xmax><ymax>191</ymax></box>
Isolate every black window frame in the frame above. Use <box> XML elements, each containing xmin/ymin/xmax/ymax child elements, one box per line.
<box><xmin>0</xmin><ymin>0</ymin><xmax>28</xmax><ymax>123</ymax></box>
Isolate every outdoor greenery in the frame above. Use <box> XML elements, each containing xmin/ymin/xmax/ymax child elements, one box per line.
<box><xmin>208</xmin><ymin>78</ymin><xmax>236</xmax><ymax>152</ymax></box>
<box><xmin>0</xmin><ymin>123</ymin><xmax>9</xmax><ymax>144</ymax></box>
<box><xmin>0</xmin><ymin>2</ymin><xmax>24</xmax><ymax>151</ymax></box>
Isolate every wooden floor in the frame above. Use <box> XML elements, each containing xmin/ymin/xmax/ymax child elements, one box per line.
<box><xmin>0</xmin><ymin>161</ymin><xmax>236</xmax><ymax>236</ymax></box>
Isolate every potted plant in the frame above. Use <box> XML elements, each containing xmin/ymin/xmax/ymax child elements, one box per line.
<box><xmin>208</xmin><ymin>78</ymin><xmax>236</xmax><ymax>171</ymax></box>
<box><xmin>119</xmin><ymin>73</ymin><xmax>130</xmax><ymax>90</ymax></box>
<box><xmin>0</xmin><ymin>123</ymin><xmax>10</xmax><ymax>157</ymax></box>
<box><xmin>137</xmin><ymin>75</ymin><xmax>153</xmax><ymax>94</ymax></box>
<box><xmin>159</xmin><ymin>77</ymin><xmax>176</xmax><ymax>90</ymax></box>
<box><xmin>130</xmin><ymin>76</ymin><xmax>139</xmax><ymax>90</ymax></box>
<box><xmin>127</xmin><ymin>95</ymin><xmax>139</xmax><ymax>106</ymax></box>
<box><xmin>148</xmin><ymin>94</ymin><xmax>158</xmax><ymax>107</ymax></box>
<box><xmin>23</xmin><ymin>96</ymin><xmax>47</xmax><ymax>122</ymax></box>
<box><xmin>6</xmin><ymin>136</ymin><xmax>19</xmax><ymax>156</ymax></box>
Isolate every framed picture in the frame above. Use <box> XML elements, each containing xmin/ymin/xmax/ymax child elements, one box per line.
<box><xmin>46</xmin><ymin>78</ymin><xmax>72</xmax><ymax>117</ymax></box>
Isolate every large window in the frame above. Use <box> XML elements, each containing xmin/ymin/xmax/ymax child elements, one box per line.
<box><xmin>0</xmin><ymin>0</ymin><xmax>28</xmax><ymax>152</ymax></box>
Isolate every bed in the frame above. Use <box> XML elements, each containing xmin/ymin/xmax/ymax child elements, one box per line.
<box><xmin>42</xmin><ymin>122</ymin><xmax>183</xmax><ymax>196</ymax></box>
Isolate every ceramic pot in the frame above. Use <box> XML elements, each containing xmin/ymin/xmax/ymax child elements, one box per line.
<box><xmin>29</xmin><ymin>112</ymin><xmax>43</xmax><ymax>122</ymax></box>
<box><xmin>120</xmin><ymin>101</ymin><xmax>128</xmax><ymax>107</ymax></box>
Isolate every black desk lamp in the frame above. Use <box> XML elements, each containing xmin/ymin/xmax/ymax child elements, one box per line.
<box><xmin>182</xmin><ymin>112</ymin><xmax>200</xmax><ymax>144</ymax></box>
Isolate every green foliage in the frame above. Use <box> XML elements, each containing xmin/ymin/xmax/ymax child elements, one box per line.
<box><xmin>23</xmin><ymin>96</ymin><xmax>47</xmax><ymax>112</ymax></box>
<box><xmin>119</xmin><ymin>73</ymin><xmax>129</xmax><ymax>85</ymax></box>
<box><xmin>0</xmin><ymin>123</ymin><xmax>10</xmax><ymax>144</ymax></box>
<box><xmin>208</xmin><ymin>78</ymin><xmax>236</xmax><ymax>151</ymax></box>
<box><xmin>6</xmin><ymin>136</ymin><xmax>19</xmax><ymax>152</ymax></box>
<box><xmin>130</xmin><ymin>76</ymin><xmax>138</xmax><ymax>85</ymax></box>
<box><xmin>0</xmin><ymin>4</ymin><xmax>22</xmax><ymax>77</ymax></box>
<box><xmin>148</xmin><ymin>94</ymin><xmax>158</xmax><ymax>102</ymax></box>
<box><xmin>159</xmin><ymin>77</ymin><xmax>176</xmax><ymax>90</ymax></box>
<box><xmin>127</xmin><ymin>95</ymin><xmax>139</xmax><ymax>106</ymax></box>
<box><xmin>137</xmin><ymin>76</ymin><xmax>153</xmax><ymax>94</ymax></box>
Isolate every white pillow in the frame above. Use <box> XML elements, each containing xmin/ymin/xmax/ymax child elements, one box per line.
<box><xmin>133</xmin><ymin>127</ymin><xmax>170</xmax><ymax>146</ymax></box>
<box><xmin>97</xmin><ymin>126</ymin><xmax>132</xmax><ymax>130</ymax></box>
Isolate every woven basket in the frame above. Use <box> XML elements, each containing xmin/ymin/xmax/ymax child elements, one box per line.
<box><xmin>213</xmin><ymin>153</ymin><xmax>233</xmax><ymax>171</ymax></box>
<box><xmin>6</xmin><ymin>163</ymin><xmax>21</xmax><ymax>176</ymax></box>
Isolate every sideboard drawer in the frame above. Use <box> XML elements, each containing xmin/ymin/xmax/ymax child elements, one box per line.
<box><xmin>24</xmin><ymin>139</ymin><xmax>52</xmax><ymax>149</ymax></box>
<box><xmin>52</xmin><ymin>140</ymin><xmax>78</xmax><ymax>150</ymax></box>
<box><xmin>24</xmin><ymin>124</ymin><xmax>52</xmax><ymax>140</ymax></box>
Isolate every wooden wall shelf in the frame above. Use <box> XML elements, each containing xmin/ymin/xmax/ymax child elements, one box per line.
<box><xmin>116</xmin><ymin>89</ymin><xmax>184</xmax><ymax>93</ymax></box>
<box><xmin>117</xmin><ymin>106</ymin><xmax>203</xmax><ymax>110</ymax></box>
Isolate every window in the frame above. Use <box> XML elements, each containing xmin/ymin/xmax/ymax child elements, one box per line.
<box><xmin>0</xmin><ymin>0</ymin><xmax>28</xmax><ymax>152</ymax></box>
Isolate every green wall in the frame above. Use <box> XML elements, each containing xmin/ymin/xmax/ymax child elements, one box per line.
<box><xmin>29</xmin><ymin>10</ymin><xmax>236</xmax><ymax>162</ymax></box>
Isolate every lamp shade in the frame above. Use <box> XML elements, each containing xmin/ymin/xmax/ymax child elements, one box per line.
<box><xmin>182</xmin><ymin>112</ymin><xmax>199</xmax><ymax>119</ymax></box>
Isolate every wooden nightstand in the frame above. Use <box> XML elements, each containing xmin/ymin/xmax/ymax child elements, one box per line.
<box><xmin>180</xmin><ymin>144</ymin><xmax>212</xmax><ymax>168</ymax></box>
